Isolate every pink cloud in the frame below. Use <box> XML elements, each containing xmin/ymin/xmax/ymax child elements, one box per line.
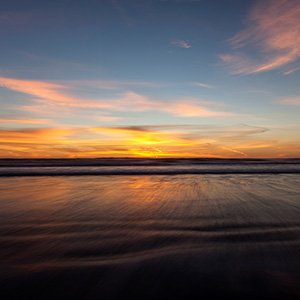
<box><xmin>1</xmin><ymin>76</ymin><xmax>236</xmax><ymax>119</ymax></box>
<box><xmin>283</xmin><ymin>67</ymin><xmax>300</xmax><ymax>76</ymax></box>
<box><xmin>191</xmin><ymin>82</ymin><xmax>214</xmax><ymax>89</ymax></box>
<box><xmin>277</xmin><ymin>97</ymin><xmax>300</xmax><ymax>106</ymax></box>
<box><xmin>171</xmin><ymin>40</ymin><xmax>192</xmax><ymax>48</ymax></box>
<box><xmin>0</xmin><ymin>77</ymin><xmax>76</xmax><ymax>104</ymax></box>
<box><xmin>0</xmin><ymin>118</ymin><xmax>50</xmax><ymax>124</ymax></box>
<box><xmin>220</xmin><ymin>0</ymin><xmax>300</xmax><ymax>74</ymax></box>
<box><xmin>160</xmin><ymin>101</ymin><xmax>232</xmax><ymax>117</ymax></box>
<box><xmin>112</xmin><ymin>93</ymin><xmax>233</xmax><ymax>117</ymax></box>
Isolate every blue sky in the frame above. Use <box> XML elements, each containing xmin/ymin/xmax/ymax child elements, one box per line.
<box><xmin>0</xmin><ymin>0</ymin><xmax>300</xmax><ymax>158</ymax></box>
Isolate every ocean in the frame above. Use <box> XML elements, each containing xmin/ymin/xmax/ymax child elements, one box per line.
<box><xmin>0</xmin><ymin>158</ymin><xmax>300</xmax><ymax>299</ymax></box>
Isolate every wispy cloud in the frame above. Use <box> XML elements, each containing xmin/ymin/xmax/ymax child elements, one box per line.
<box><xmin>218</xmin><ymin>53</ymin><xmax>257</xmax><ymax>75</ymax></box>
<box><xmin>220</xmin><ymin>0</ymin><xmax>300</xmax><ymax>74</ymax></box>
<box><xmin>160</xmin><ymin>100</ymin><xmax>231</xmax><ymax>117</ymax></box>
<box><xmin>63</xmin><ymin>79</ymin><xmax>165</xmax><ymax>90</ymax></box>
<box><xmin>2</xmin><ymin>123</ymin><xmax>298</xmax><ymax>158</ymax></box>
<box><xmin>276</xmin><ymin>97</ymin><xmax>300</xmax><ymax>106</ymax></box>
<box><xmin>191</xmin><ymin>82</ymin><xmax>214</xmax><ymax>89</ymax></box>
<box><xmin>283</xmin><ymin>67</ymin><xmax>300</xmax><ymax>76</ymax></box>
<box><xmin>107</xmin><ymin>123</ymin><xmax>268</xmax><ymax>139</ymax></box>
<box><xmin>222</xmin><ymin>147</ymin><xmax>248</xmax><ymax>157</ymax></box>
<box><xmin>111</xmin><ymin>93</ymin><xmax>235</xmax><ymax>117</ymax></box>
<box><xmin>1</xmin><ymin>77</ymin><xmax>236</xmax><ymax>119</ymax></box>
<box><xmin>0</xmin><ymin>77</ymin><xmax>78</xmax><ymax>104</ymax></box>
<box><xmin>171</xmin><ymin>40</ymin><xmax>192</xmax><ymax>48</ymax></box>
<box><xmin>0</xmin><ymin>123</ymin><xmax>270</xmax><ymax>158</ymax></box>
<box><xmin>0</xmin><ymin>127</ymin><xmax>71</xmax><ymax>143</ymax></box>
<box><xmin>0</xmin><ymin>118</ymin><xmax>50</xmax><ymax>124</ymax></box>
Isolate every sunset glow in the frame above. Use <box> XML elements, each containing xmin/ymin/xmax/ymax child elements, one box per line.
<box><xmin>1</xmin><ymin>0</ymin><xmax>299</xmax><ymax>158</ymax></box>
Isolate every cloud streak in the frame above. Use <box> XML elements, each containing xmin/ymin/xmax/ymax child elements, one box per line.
<box><xmin>220</xmin><ymin>0</ymin><xmax>300</xmax><ymax>74</ymax></box>
<box><xmin>276</xmin><ymin>97</ymin><xmax>300</xmax><ymax>106</ymax></box>
<box><xmin>1</xmin><ymin>77</ymin><xmax>235</xmax><ymax>118</ymax></box>
<box><xmin>0</xmin><ymin>123</ymin><xmax>271</xmax><ymax>158</ymax></box>
<box><xmin>171</xmin><ymin>40</ymin><xmax>191</xmax><ymax>48</ymax></box>
<box><xmin>191</xmin><ymin>82</ymin><xmax>214</xmax><ymax>89</ymax></box>
<box><xmin>0</xmin><ymin>118</ymin><xmax>49</xmax><ymax>124</ymax></box>
<box><xmin>0</xmin><ymin>77</ymin><xmax>77</xmax><ymax>104</ymax></box>
<box><xmin>1</xmin><ymin>123</ymin><xmax>298</xmax><ymax>158</ymax></box>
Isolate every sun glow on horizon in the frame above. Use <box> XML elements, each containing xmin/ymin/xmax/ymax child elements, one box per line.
<box><xmin>0</xmin><ymin>123</ymin><xmax>297</xmax><ymax>158</ymax></box>
<box><xmin>0</xmin><ymin>0</ymin><xmax>299</xmax><ymax>159</ymax></box>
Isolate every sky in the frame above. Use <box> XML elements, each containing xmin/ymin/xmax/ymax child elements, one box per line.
<box><xmin>1</xmin><ymin>0</ymin><xmax>300</xmax><ymax>158</ymax></box>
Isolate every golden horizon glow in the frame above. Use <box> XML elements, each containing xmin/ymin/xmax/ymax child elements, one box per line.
<box><xmin>0</xmin><ymin>124</ymin><xmax>298</xmax><ymax>158</ymax></box>
<box><xmin>1</xmin><ymin>0</ymin><xmax>300</xmax><ymax>159</ymax></box>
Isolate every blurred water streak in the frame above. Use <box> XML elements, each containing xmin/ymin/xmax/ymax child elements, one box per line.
<box><xmin>0</xmin><ymin>174</ymin><xmax>300</xmax><ymax>299</ymax></box>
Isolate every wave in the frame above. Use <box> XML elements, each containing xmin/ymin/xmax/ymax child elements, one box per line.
<box><xmin>1</xmin><ymin>157</ymin><xmax>300</xmax><ymax>167</ymax></box>
<box><xmin>1</xmin><ymin>163</ymin><xmax>300</xmax><ymax>176</ymax></box>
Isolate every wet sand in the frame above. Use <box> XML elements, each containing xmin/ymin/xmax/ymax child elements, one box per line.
<box><xmin>0</xmin><ymin>174</ymin><xmax>300</xmax><ymax>299</ymax></box>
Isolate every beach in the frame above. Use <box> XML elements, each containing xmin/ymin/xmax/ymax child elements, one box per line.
<box><xmin>2</xmin><ymin>0</ymin><xmax>300</xmax><ymax>298</ymax></box>
<box><xmin>0</xmin><ymin>162</ymin><xmax>300</xmax><ymax>299</ymax></box>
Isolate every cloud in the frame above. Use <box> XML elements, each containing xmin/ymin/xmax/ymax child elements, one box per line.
<box><xmin>93</xmin><ymin>123</ymin><xmax>268</xmax><ymax>147</ymax></box>
<box><xmin>1</xmin><ymin>76</ymin><xmax>235</xmax><ymax>119</ymax></box>
<box><xmin>0</xmin><ymin>118</ymin><xmax>50</xmax><ymax>124</ymax></box>
<box><xmin>283</xmin><ymin>67</ymin><xmax>300</xmax><ymax>76</ymax></box>
<box><xmin>0</xmin><ymin>127</ymin><xmax>72</xmax><ymax>144</ymax></box>
<box><xmin>220</xmin><ymin>0</ymin><xmax>300</xmax><ymax>74</ymax></box>
<box><xmin>191</xmin><ymin>82</ymin><xmax>214</xmax><ymax>89</ymax></box>
<box><xmin>115</xmin><ymin>93</ymin><xmax>234</xmax><ymax>117</ymax></box>
<box><xmin>134</xmin><ymin>123</ymin><xmax>268</xmax><ymax>138</ymax></box>
<box><xmin>0</xmin><ymin>77</ymin><xmax>160</xmax><ymax>107</ymax></box>
<box><xmin>218</xmin><ymin>53</ymin><xmax>258</xmax><ymax>75</ymax></box>
<box><xmin>222</xmin><ymin>147</ymin><xmax>248</xmax><ymax>157</ymax></box>
<box><xmin>129</xmin><ymin>147</ymin><xmax>162</xmax><ymax>156</ymax></box>
<box><xmin>160</xmin><ymin>101</ymin><xmax>231</xmax><ymax>117</ymax></box>
<box><xmin>0</xmin><ymin>77</ymin><xmax>78</xmax><ymax>104</ymax></box>
<box><xmin>2</xmin><ymin>123</ymin><xmax>299</xmax><ymax>158</ymax></box>
<box><xmin>276</xmin><ymin>97</ymin><xmax>300</xmax><ymax>106</ymax></box>
<box><xmin>107</xmin><ymin>93</ymin><xmax>233</xmax><ymax>117</ymax></box>
<box><xmin>63</xmin><ymin>79</ymin><xmax>164</xmax><ymax>90</ymax></box>
<box><xmin>171</xmin><ymin>40</ymin><xmax>192</xmax><ymax>48</ymax></box>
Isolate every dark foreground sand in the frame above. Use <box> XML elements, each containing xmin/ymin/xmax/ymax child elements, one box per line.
<box><xmin>0</xmin><ymin>174</ymin><xmax>300</xmax><ymax>299</ymax></box>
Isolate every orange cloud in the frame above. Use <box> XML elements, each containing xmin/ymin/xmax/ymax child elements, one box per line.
<box><xmin>222</xmin><ymin>147</ymin><xmax>248</xmax><ymax>157</ymax></box>
<box><xmin>129</xmin><ymin>147</ymin><xmax>162</xmax><ymax>157</ymax></box>
<box><xmin>221</xmin><ymin>0</ymin><xmax>300</xmax><ymax>74</ymax></box>
<box><xmin>1</xmin><ymin>123</ymin><xmax>294</xmax><ymax>158</ymax></box>
<box><xmin>0</xmin><ymin>128</ymin><xmax>71</xmax><ymax>144</ymax></box>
